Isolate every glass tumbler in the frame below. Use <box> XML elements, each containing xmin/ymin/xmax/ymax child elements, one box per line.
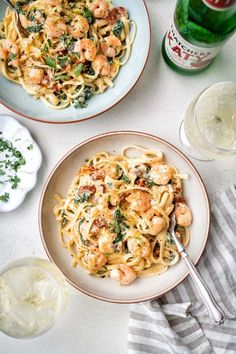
<box><xmin>0</xmin><ymin>257</ymin><xmax>68</xmax><ymax>339</ymax></box>
<box><xmin>179</xmin><ymin>81</ymin><xmax>236</xmax><ymax>160</ymax></box>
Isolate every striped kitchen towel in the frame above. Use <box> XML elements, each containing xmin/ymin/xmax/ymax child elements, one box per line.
<box><xmin>128</xmin><ymin>185</ymin><xmax>236</xmax><ymax>354</ymax></box>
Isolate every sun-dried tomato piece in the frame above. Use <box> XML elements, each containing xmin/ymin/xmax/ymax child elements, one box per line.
<box><xmin>90</xmin><ymin>219</ymin><xmax>107</xmax><ymax>234</ymax></box>
<box><xmin>173</xmin><ymin>186</ymin><xmax>185</xmax><ymax>203</ymax></box>
<box><xmin>79</xmin><ymin>185</ymin><xmax>96</xmax><ymax>194</ymax></box>
<box><xmin>106</xmin><ymin>7</ymin><xmax>127</xmax><ymax>25</ymax></box>
<box><xmin>135</xmin><ymin>178</ymin><xmax>146</xmax><ymax>187</ymax></box>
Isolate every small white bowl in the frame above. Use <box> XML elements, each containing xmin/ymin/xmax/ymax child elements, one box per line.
<box><xmin>0</xmin><ymin>115</ymin><xmax>42</xmax><ymax>212</ymax></box>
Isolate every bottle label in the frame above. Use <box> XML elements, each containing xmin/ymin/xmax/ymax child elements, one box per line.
<box><xmin>164</xmin><ymin>22</ymin><xmax>222</xmax><ymax>71</ymax></box>
<box><xmin>202</xmin><ymin>0</ymin><xmax>236</xmax><ymax>11</ymax></box>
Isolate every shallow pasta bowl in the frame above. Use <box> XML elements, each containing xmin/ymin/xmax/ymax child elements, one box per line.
<box><xmin>39</xmin><ymin>131</ymin><xmax>210</xmax><ymax>303</ymax></box>
<box><xmin>0</xmin><ymin>1</ymin><xmax>150</xmax><ymax>124</ymax></box>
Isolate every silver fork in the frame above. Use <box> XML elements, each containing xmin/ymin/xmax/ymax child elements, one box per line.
<box><xmin>169</xmin><ymin>212</ymin><xmax>225</xmax><ymax>326</ymax></box>
<box><xmin>2</xmin><ymin>0</ymin><xmax>28</xmax><ymax>37</ymax></box>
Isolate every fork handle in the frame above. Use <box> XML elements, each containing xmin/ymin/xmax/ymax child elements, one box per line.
<box><xmin>181</xmin><ymin>251</ymin><xmax>225</xmax><ymax>326</ymax></box>
<box><xmin>2</xmin><ymin>0</ymin><xmax>16</xmax><ymax>12</ymax></box>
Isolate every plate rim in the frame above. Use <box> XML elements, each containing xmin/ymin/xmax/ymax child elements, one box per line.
<box><xmin>0</xmin><ymin>1</ymin><xmax>151</xmax><ymax>124</ymax></box>
<box><xmin>39</xmin><ymin>130</ymin><xmax>211</xmax><ymax>303</ymax></box>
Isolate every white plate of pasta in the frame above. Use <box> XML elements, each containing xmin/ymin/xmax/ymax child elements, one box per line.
<box><xmin>39</xmin><ymin>131</ymin><xmax>210</xmax><ymax>303</ymax></box>
<box><xmin>0</xmin><ymin>0</ymin><xmax>150</xmax><ymax>123</ymax></box>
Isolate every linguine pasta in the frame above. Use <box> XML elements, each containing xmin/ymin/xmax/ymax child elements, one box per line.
<box><xmin>54</xmin><ymin>146</ymin><xmax>192</xmax><ymax>286</ymax></box>
<box><xmin>0</xmin><ymin>0</ymin><xmax>134</xmax><ymax>109</ymax></box>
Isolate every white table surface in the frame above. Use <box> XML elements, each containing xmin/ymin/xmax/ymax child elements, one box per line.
<box><xmin>1</xmin><ymin>1</ymin><xmax>236</xmax><ymax>353</ymax></box>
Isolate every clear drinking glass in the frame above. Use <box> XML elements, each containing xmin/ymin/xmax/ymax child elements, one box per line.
<box><xmin>179</xmin><ymin>82</ymin><xmax>236</xmax><ymax>160</ymax></box>
<box><xmin>0</xmin><ymin>257</ymin><xmax>68</xmax><ymax>339</ymax></box>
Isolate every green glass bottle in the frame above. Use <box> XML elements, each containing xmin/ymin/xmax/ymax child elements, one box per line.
<box><xmin>162</xmin><ymin>0</ymin><xmax>236</xmax><ymax>74</ymax></box>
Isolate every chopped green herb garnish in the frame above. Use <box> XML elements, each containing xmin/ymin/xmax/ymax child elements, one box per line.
<box><xmin>0</xmin><ymin>192</ymin><xmax>9</xmax><ymax>203</ymax></box>
<box><xmin>11</xmin><ymin>157</ymin><xmax>26</xmax><ymax>172</ymax></box>
<box><xmin>57</xmin><ymin>55</ymin><xmax>69</xmax><ymax>68</ymax></box>
<box><xmin>48</xmin><ymin>39</ymin><xmax>53</xmax><ymax>48</ymax></box>
<box><xmin>83</xmin><ymin>7</ymin><xmax>94</xmax><ymax>24</ymax></box>
<box><xmin>112</xmin><ymin>20</ymin><xmax>124</xmax><ymax>37</ymax></box>
<box><xmin>121</xmin><ymin>172</ymin><xmax>130</xmax><ymax>184</ymax></box>
<box><xmin>73</xmin><ymin>86</ymin><xmax>93</xmax><ymax>109</ymax></box>
<box><xmin>15</xmin><ymin>2</ymin><xmax>26</xmax><ymax>14</ymax></box>
<box><xmin>146</xmin><ymin>180</ymin><xmax>156</xmax><ymax>188</ymax></box>
<box><xmin>27</xmin><ymin>14</ymin><xmax>36</xmax><ymax>21</ymax></box>
<box><xmin>27</xmin><ymin>24</ymin><xmax>43</xmax><ymax>33</ymax></box>
<box><xmin>55</xmin><ymin>90</ymin><xmax>67</xmax><ymax>100</ymax></box>
<box><xmin>55</xmin><ymin>75</ymin><xmax>69</xmax><ymax>81</ymax></box>
<box><xmin>166</xmin><ymin>232</ymin><xmax>175</xmax><ymax>245</ymax></box>
<box><xmin>74</xmin><ymin>63</ymin><xmax>83</xmax><ymax>77</ymax></box>
<box><xmin>82</xmin><ymin>62</ymin><xmax>95</xmax><ymax>76</ymax></box>
<box><xmin>45</xmin><ymin>57</ymin><xmax>56</xmax><ymax>69</ymax></box>
<box><xmin>0</xmin><ymin>135</ymin><xmax>27</xmax><ymax>200</ymax></box>
<box><xmin>74</xmin><ymin>192</ymin><xmax>90</xmax><ymax>204</ymax></box>
<box><xmin>42</xmin><ymin>44</ymin><xmax>49</xmax><ymax>52</ymax></box>
<box><xmin>27</xmin><ymin>144</ymin><xmax>34</xmax><ymax>151</ymax></box>
<box><xmin>9</xmin><ymin>53</ymin><xmax>17</xmax><ymax>61</ymax></box>
<box><xmin>115</xmin><ymin>164</ymin><xmax>121</xmax><ymax>177</ymax></box>
<box><xmin>112</xmin><ymin>209</ymin><xmax>125</xmax><ymax>243</ymax></box>
<box><xmin>10</xmin><ymin>175</ymin><xmax>21</xmax><ymax>189</ymax></box>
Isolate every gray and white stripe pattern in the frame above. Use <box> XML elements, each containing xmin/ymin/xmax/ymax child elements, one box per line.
<box><xmin>128</xmin><ymin>185</ymin><xmax>236</xmax><ymax>354</ymax></box>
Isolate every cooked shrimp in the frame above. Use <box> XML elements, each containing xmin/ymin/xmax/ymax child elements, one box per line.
<box><xmin>44</xmin><ymin>15</ymin><xmax>67</xmax><ymax>38</ymax></box>
<box><xmin>24</xmin><ymin>66</ymin><xmax>45</xmax><ymax>84</ymax></box>
<box><xmin>92</xmin><ymin>54</ymin><xmax>110</xmax><ymax>76</ymax></box>
<box><xmin>126</xmin><ymin>190</ymin><xmax>151</xmax><ymax>212</ymax></box>
<box><xmin>86</xmin><ymin>249</ymin><xmax>107</xmax><ymax>270</ymax></box>
<box><xmin>149</xmin><ymin>216</ymin><xmax>166</xmax><ymax>235</ymax></box>
<box><xmin>74</xmin><ymin>39</ymin><xmax>97</xmax><ymax>62</ymax></box>
<box><xmin>149</xmin><ymin>164</ymin><xmax>172</xmax><ymax>185</ymax></box>
<box><xmin>108</xmin><ymin>190</ymin><xmax>120</xmax><ymax>207</ymax></box>
<box><xmin>175</xmin><ymin>203</ymin><xmax>192</xmax><ymax>227</ymax></box>
<box><xmin>104</xmin><ymin>164</ymin><xmax>122</xmax><ymax>179</ymax></box>
<box><xmin>110</xmin><ymin>264</ymin><xmax>137</xmax><ymax>285</ymax></box>
<box><xmin>127</xmin><ymin>236</ymin><xmax>151</xmax><ymax>258</ymax></box>
<box><xmin>138</xmin><ymin>212</ymin><xmax>166</xmax><ymax>236</ymax></box>
<box><xmin>19</xmin><ymin>14</ymin><xmax>29</xmax><ymax>29</ymax></box>
<box><xmin>98</xmin><ymin>231</ymin><xmax>115</xmax><ymax>254</ymax></box>
<box><xmin>0</xmin><ymin>39</ymin><xmax>19</xmax><ymax>67</ymax></box>
<box><xmin>88</xmin><ymin>0</ymin><xmax>109</xmax><ymax>18</ymax></box>
<box><xmin>69</xmin><ymin>15</ymin><xmax>89</xmax><ymax>39</ymax></box>
<box><xmin>100</xmin><ymin>35</ymin><xmax>122</xmax><ymax>57</ymax></box>
<box><xmin>19</xmin><ymin>11</ymin><xmax>45</xmax><ymax>29</ymax></box>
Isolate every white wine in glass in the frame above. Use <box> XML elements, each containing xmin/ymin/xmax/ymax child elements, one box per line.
<box><xmin>0</xmin><ymin>258</ymin><xmax>68</xmax><ymax>338</ymax></box>
<box><xmin>180</xmin><ymin>82</ymin><xmax>236</xmax><ymax>160</ymax></box>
